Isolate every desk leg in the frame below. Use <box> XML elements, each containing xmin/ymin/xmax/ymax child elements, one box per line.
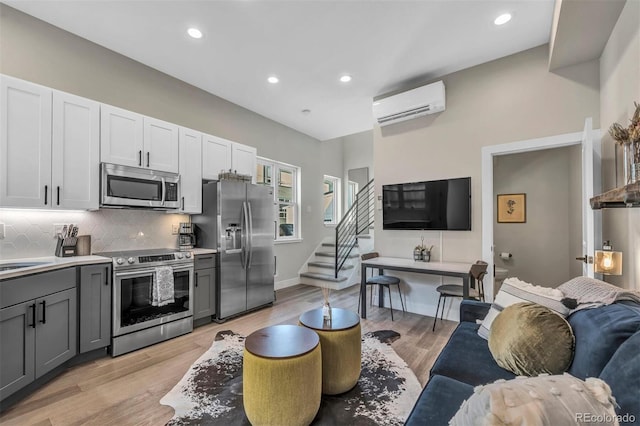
<box><xmin>360</xmin><ymin>263</ymin><xmax>367</xmax><ymax>319</ymax></box>
<box><xmin>462</xmin><ymin>276</ymin><xmax>474</xmax><ymax>300</ymax></box>
<box><xmin>378</xmin><ymin>268</ymin><xmax>384</xmax><ymax>308</ymax></box>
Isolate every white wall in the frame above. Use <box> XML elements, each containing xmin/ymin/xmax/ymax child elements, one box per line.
<box><xmin>599</xmin><ymin>0</ymin><xmax>640</xmax><ymax>290</ymax></box>
<box><xmin>493</xmin><ymin>146</ymin><xmax>581</xmax><ymax>287</ymax></box>
<box><xmin>0</xmin><ymin>5</ymin><xmax>342</xmax><ymax>285</ymax></box>
<box><xmin>373</xmin><ymin>45</ymin><xmax>600</xmax><ymax>320</ymax></box>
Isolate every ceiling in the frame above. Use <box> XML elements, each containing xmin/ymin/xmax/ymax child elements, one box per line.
<box><xmin>5</xmin><ymin>0</ymin><xmax>556</xmax><ymax>141</ymax></box>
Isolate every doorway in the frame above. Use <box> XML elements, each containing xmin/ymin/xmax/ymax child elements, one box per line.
<box><xmin>481</xmin><ymin>119</ymin><xmax>602</xmax><ymax>301</ymax></box>
<box><xmin>493</xmin><ymin>146</ymin><xmax>582</xmax><ymax>292</ymax></box>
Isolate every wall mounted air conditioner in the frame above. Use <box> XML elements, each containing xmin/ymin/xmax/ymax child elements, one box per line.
<box><xmin>372</xmin><ymin>80</ymin><xmax>445</xmax><ymax>127</ymax></box>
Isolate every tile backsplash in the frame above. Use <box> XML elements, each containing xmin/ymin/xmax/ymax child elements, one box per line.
<box><xmin>0</xmin><ymin>209</ymin><xmax>189</xmax><ymax>260</ymax></box>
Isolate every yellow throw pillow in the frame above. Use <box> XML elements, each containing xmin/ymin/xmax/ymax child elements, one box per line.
<box><xmin>488</xmin><ymin>302</ymin><xmax>575</xmax><ymax>376</ymax></box>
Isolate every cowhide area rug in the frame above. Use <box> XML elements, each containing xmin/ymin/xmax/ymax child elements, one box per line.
<box><xmin>160</xmin><ymin>329</ymin><xmax>422</xmax><ymax>425</ymax></box>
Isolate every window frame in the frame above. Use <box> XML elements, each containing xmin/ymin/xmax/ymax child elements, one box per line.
<box><xmin>323</xmin><ymin>174</ymin><xmax>341</xmax><ymax>226</ymax></box>
<box><xmin>256</xmin><ymin>156</ymin><xmax>301</xmax><ymax>242</ymax></box>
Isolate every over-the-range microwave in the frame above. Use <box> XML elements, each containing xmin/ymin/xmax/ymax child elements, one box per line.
<box><xmin>101</xmin><ymin>163</ymin><xmax>180</xmax><ymax>210</ymax></box>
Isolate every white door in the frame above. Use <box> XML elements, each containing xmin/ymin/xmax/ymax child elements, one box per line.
<box><xmin>580</xmin><ymin>117</ymin><xmax>602</xmax><ymax>278</ymax></box>
<box><xmin>52</xmin><ymin>92</ymin><xmax>100</xmax><ymax>210</ymax></box>
<box><xmin>143</xmin><ymin>117</ymin><xmax>179</xmax><ymax>173</ymax></box>
<box><xmin>202</xmin><ymin>134</ymin><xmax>232</xmax><ymax>180</ymax></box>
<box><xmin>0</xmin><ymin>76</ymin><xmax>52</xmax><ymax>208</ymax></box>
<box><xmin>100</xmin><ymin>104</ymin><xmax>144</xmax><ymax>168</ymax></box>
<box><xmin>232</xmin><ymin>142</ymin><xmax>257</xmax><ymax>183</ymax></box>
<box><xmin>179</xmin><ymin>127</ymin><xmax>202</xmax><ymax>214</ymax></box>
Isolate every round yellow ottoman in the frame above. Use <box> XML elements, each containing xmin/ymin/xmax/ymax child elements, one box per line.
<box><xmin>299</xmin><ymin>308</ymin><xmax>361</xmax><ymax>395</ymax></box>
<box><xmin>243</xmin><ymin>325</ymin><xmax>321</xmax><ymax>426</ymax></box>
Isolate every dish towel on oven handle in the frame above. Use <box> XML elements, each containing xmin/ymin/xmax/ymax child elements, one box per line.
<box><xmin>152</xmin><ymin>266</ymin><xmax>175</xmax><ymax>307</ymax></box>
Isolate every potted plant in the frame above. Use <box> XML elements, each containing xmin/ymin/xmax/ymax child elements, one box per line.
<box><xmin>609</xmin><ymin>101</ymin><xmax>640</xmax><ymax>184</ymax></box>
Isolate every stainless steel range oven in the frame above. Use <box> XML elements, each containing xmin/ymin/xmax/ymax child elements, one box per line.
<box><xmin>96</xmin><ymin>249</ymin><xmax>194</xmax><ymax>356</ymax></box>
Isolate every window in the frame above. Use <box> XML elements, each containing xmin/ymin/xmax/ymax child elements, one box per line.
<box><xmin>257</xmin><ymin>157</ymin><xmax>301</xmax><ymax>241</ymax></box>
<box><xmin>323</xmin><ymin>175</ymin><xmax>341</xmax><ymax>225</ymax></box>
<box><xmin>347</xmin><ymin>180</ymin><xmax>359</xmax><ymax>210</ymax></box>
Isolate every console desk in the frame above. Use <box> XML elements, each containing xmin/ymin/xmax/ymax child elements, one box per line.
<box><xmin>359</xmin><ymin>257</ymin><xmax>474</xmax><ymax>319</ymax></box>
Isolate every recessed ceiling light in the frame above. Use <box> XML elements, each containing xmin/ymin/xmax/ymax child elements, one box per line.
<box><xmin>340</xmin><ymin>75</ymin><xmax>352</xmax><ymax>83</ymax></box>
<box><xmin>373</xmin><ymin>101</ymin><xmax>381</xmax><ymax>106</ymax></box>
<box><xmin>267</xmin><ymin>76</ymin><xmax>279</xmax><ymax>84</ymax></box>
<box><xmin>187</xmin><ymin>28</ymin><xmax>203</xmax><ymax>39</ymax></box>
<box><xmin>494</xmin><ymin>13</ymin><xmax>512</xmax><ymax>26</ymax></box>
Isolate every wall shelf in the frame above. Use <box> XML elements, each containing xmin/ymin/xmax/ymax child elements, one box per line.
<box><xmin>590</xmin><ymin>182</ymin><xmax>640</xmax><ymax>209</ymax></box>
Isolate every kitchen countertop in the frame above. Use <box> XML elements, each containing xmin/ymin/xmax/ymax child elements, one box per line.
<box><xmin>191</xmin><ymin>248</ymin><xmax>217</xmax><ymax>255</ymax></box>
<box><xmin>0</xmin><ymin>255</ymin><xmax>112</xmax><ymax>280</ymax></box>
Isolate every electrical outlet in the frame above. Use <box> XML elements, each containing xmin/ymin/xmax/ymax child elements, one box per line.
<box><xmin>53</xmin><ymin>223</ymin><xmax>66</xmax><ymax>238</ymax></box>
<box><xmin>172</xmin><ymin>224</ymin><xmax>179</xmax><ymax>235</ymax></box>
<box><xmin>0</xmin><ymin>223</ymin><xmax>5</xmax><ymax>240</ymax></box>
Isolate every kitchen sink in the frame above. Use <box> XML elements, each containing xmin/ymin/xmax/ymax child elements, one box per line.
<box><xmin>0</xmin><ymin>262</ymin><xmax>50</xmax><ymax>272</ymax></box>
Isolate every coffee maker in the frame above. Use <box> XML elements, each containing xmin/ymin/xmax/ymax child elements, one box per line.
<box><xmin>178</xmin><ymin>222</ymin><xmax>196</xmax><ymax>251</ymax></box>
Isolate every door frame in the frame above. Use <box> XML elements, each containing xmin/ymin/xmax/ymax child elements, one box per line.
<box><xmin>481</xmin><ymin>121</ymin><xmax>601</xmax><ymax>301</ymax></box>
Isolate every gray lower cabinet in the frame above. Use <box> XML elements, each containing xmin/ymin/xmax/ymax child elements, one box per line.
<box><xmin>194</xmin><ymin>254</ymin><xmax>216</xmax><ymax>321</ymax></box>
<box><xmin>79</xmin><ymin>264</ymin><xmax>111</xmax><ymax>353</ymax></box>
<box><xmin>0</xmin><ymin>271</ymin><xmax>77</xmax><ymax>401</ymax></box>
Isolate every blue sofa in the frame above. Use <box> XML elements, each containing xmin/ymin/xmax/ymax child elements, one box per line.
<box><xmin>405</xmin><ymin>300</ymin><xmax>640</xmax><ymax>425</ymax></box>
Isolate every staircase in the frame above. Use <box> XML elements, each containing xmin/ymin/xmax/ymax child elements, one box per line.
<box><xmin>299</xmin><ymin>179</ymin><xmax>375</xmax><ymax>290</ymax></box>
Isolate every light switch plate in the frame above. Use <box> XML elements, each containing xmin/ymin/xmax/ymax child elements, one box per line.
<box><xmin>0</xmin><ymin>223</ymin><xmax>4</xmax><ymax>240</ymax></box>
<box><xmin>172</xmin><ymin>224</ymin><xmax>179</xmax><ymax>235</ymax></box>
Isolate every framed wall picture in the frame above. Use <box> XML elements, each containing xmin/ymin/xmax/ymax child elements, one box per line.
<box><xmin>497</xmin><ymin>193</ymin><xmax>526</xmax><ymax>223</ymax></box>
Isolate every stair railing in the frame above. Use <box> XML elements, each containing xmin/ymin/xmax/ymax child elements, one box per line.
<box><xmin>334</xmin><ymin>179</ymin><xmax>375</xmax><ymax>278</ymax></box>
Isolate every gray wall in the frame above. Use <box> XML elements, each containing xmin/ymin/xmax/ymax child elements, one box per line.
<box><xmin>599</xmin><ymin>0</ymin><xmax>640</xmax><ymax>290</ymax></box>
<box><xmin>494</xmin><ymin>146</ymin><xmax>581</xmax><ymax>287</ymax></box>
<box><xmin>0</xmin><ymin>4</ymin><xmax>342</xmax><ymax>286</ymax></box>
<box><xmin>373</xmin><ymin>44</ymin><xmax>600</xmax><ymax>318</ymax></box>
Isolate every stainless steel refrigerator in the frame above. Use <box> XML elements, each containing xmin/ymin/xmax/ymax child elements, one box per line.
<box><xmin>193</xmin><ymin>180</ymin><xmax>275</xmax><ymax>320</ymax></box>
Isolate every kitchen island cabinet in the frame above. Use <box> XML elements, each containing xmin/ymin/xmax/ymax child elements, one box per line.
<box><xmin>0</xmin><ymin>268</ymin><xmax>77</xmax><ymax>401</ymax></box>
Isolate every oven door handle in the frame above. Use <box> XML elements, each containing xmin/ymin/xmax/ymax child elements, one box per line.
<box><xmin>115</xmin><ymin>266</ymin><xmax>193</xmax><ymax>278</ymax></box>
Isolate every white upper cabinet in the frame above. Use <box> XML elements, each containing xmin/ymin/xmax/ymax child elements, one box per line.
<box><xmin>1</xmin><ymin>75</ymin><xmax>52</xmax><ymax>208</ymax></box>
<box><xmin>144</xmin><ymin>117</ymin><xmax>179</xmax><ymax>173</ymax></box>
<box><xmin>0</xmin><ymin>75</ymin><xmax>99</xmax><ymax>210</ymax></box>
<box><xmin>179</xmin><ymin>127</ymin><xmax>202</xmax><ymax>214</ymax></box>
<box><xmin>202</xmin><ymin>134</ymin><xmax>256</xmax><ymax>182</ymax></box>
<box><xmin>100</xmin><ymin>104</ymin><xmax>144</xmax><ymax>168</ymax></box>
<box><xmin>52</xmin><ymin>92</ymin><xmax>100</xmax><ymax>210</ymax></box>
<box><xmin>202</xmin><ymin>134</ymin><xmax>232</xmax><ymax>180</ymax></box>
<box><xmin>232</xmin><ymin>143</ymin><xmax>257</xmax><ymax>183</ymax></box>
<box><xmin>101</xmin><ymin>106</ymin><xmax>179</xmax><ymax>173</ymax></box>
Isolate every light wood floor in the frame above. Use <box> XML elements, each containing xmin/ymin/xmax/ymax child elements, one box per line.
<box><xmin>0</xmin><ymin>284</ymin><xmax>457</xmax><ymax>426</ymax></box>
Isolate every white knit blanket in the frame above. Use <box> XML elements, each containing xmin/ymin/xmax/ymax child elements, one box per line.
<box><xmin>558</xmin><ymin>276</ymin><xmax>640</xmax><ymax>311</ymax></box>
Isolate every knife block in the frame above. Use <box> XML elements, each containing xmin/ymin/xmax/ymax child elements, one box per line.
<box><xmin>55</xmin><ymin>236</ymin><xmax>78</xmax><ymax>257</ymax></box>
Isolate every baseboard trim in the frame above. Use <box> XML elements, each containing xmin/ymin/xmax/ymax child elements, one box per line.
<box><xmin>275</xmin><ymin>277</ymin><xmax>299</xmax><ymax>290</ymax></box>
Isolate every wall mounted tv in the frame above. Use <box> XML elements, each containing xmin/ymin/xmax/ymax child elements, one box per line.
<box><xmin>382</xmin><ymin>177</ymin><xmax>471</xmax><ymax>230</ymax></box>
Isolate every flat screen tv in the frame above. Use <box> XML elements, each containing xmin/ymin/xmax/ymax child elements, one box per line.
<box><xmin>382</xmin><ymin>177</ymin><xmax>471</xmax><ymax>230</ymax></box>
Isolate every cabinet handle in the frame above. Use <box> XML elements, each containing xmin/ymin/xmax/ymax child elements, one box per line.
<box><xmin>146</xmin><ymin>152</ymin><xmax>150</xmax><ymax>167</ymax></box>
<box><xmin>40</xmin><ymin>300</ymin><xmax>46</xmax><ymax>324</ymax></box>
<box><xmin>181</xmin><ymin>197</ymin><xmax>185</xmax><ymax>210</ymax></box>
<box><xmin>44</xmin><ymin>185</ymin><xmax>48</xmax><ymax>205</ymax></box>
<box><xmin>30</xmin><ymin>303</ymin><xmax>36</xmax><ymax>328</ymax></box>
<box><xmin>57</xmin><ymin>186</ymin><xmax>60</xmax><ymax>206</ymax></box>
<box><xmin>195</xmin><ymin>272</ymin><xmax>198</xmax><ymax>287</ymax></box>
<box><xmin>105</xmin><ymin>270</ymin><xmax>109</xmax><ymax>286</ymax></box>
